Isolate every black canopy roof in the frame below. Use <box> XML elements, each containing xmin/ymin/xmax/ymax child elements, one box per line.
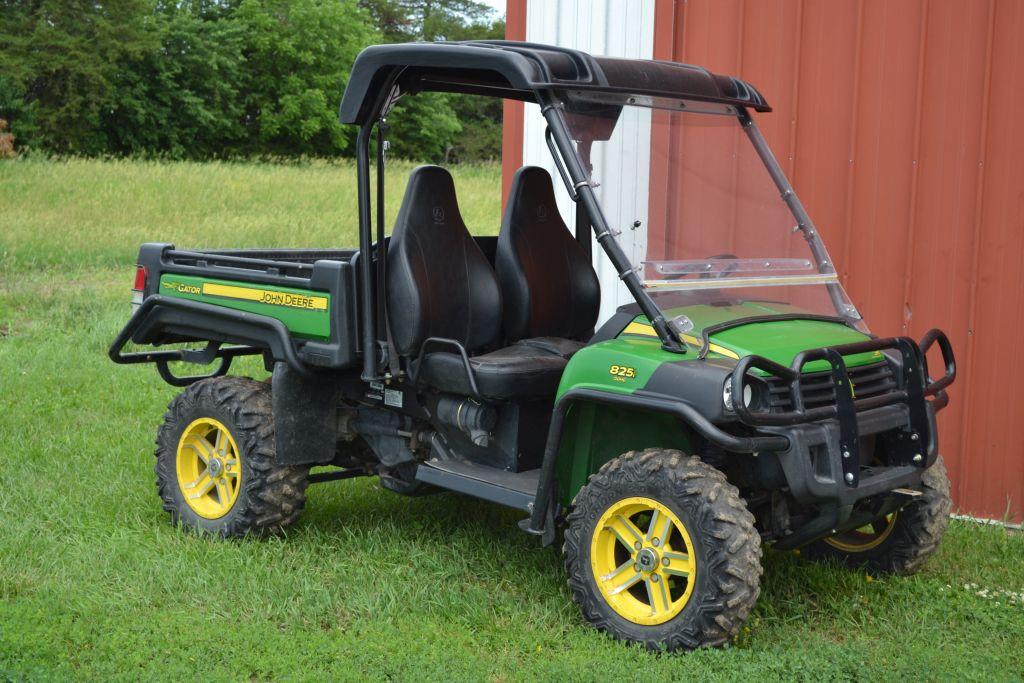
<box><xmin>339</xmin><ymin>40</ymin><xmax>770</xmax><ymax>125</ymax></box>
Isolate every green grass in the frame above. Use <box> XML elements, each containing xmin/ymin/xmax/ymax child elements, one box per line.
<box><xmin>2</xmin><ymin>158</ymin><xmax>1023</xmax><ymax>681</ymax></box>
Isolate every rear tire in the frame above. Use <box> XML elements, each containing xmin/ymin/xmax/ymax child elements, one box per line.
<box><xmin>805</xmin><ymin>456</ymin><xmax>951</xmax><ymax>574</ymax></box>
<box><xmin>155</xmin><ymin>376</ymin><xmax>310</xmax><ymax>537</ymax></box>
<box><xmin>563</xmin><ymin>448</ymin><xmax>762</xmax><ymax>651</ymax></box>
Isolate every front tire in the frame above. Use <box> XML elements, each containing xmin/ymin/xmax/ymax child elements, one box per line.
<box><xmin>563</xmin><ymin>449</ymin><xmax>762</xmax><ymax>651</ymax></box>
<box><xmin>155</xmin><ymin>376</ymin><xmax>310</xmax><ymax>537</ymax></box>
<box><xmin>805</xmin><ymin>456</ymin><xmax>952</xmax><ymax>574</ymax></box>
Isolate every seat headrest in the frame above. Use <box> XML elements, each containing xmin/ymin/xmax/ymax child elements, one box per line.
<box><xmin>505</xmin><ymin>166</ymin><xmax>561</xmax><ymax>229</ymax></box>
<box><xmin>393</xmin><ymin>165</ymin><xmax>464</xmax><ymax>237</ymax></box>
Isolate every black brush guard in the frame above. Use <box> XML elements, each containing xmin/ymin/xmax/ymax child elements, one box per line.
<box><xmin>729</xmin><ymin>329</ymin><xmax>955</xmax><ymax>548</ymax></box>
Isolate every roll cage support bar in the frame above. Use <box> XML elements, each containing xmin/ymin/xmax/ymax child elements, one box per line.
<box><xmin>353</xmin><ymin>86</ymin><xmax>853</xmax><ymax>372</ymax></box>
<box><xmin>357</xmin><ymin>70</ymin><xmax>403</xmax><ymax>381</ymax></box>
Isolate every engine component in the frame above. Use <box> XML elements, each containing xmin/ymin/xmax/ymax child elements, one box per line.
<box><xmin>434</xmin><ymin>395</ymin><xmax>496</xmax><ymax>447</ymax></box>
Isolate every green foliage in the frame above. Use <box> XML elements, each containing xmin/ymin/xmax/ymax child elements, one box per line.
<box><xmin>360</xmin><ymin>0</ymin><xmax>505</xmax><ymax>161</ymax></box>
<box><xmin>233</xmin><ymin>0</ymin><xmax>376</xmax><ymax>156</ymax></box>
<box><xmin>447</xmin><ymin>91</ymin><xmax>503</xmax><ymax>161</ymax></box>
<box><xmin>103</xmin><ymin>5</ymin><xmax>247</xmax><ymax>158</ymax></box>
<box><xmin>0</xmin><ymin>0</ymin><xmax>156</xmax><ymax>154</ymax></box>
<box><xmin>359</xmin><ymin>0</ymin><xmax>501</xmax><ymax>42</ymax></box>
<box><xmin>386</xmin><ymin>92</ymin><xmax>461</xmax><ymax>163</ymax></box>
<box><xmin>0</xmin><ymin>0</ymin><xmax>505</xmax><ymax>161</ymax></box>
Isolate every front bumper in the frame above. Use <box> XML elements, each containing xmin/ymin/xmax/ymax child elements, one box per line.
<box><xmin>766</xmin><ymin>401</ymin><xmax>938</xmax><ymax>505</ymax></box>
<box><xmin>731</xmin><ymin>329</ymin><xmax>956</xmax><ymax>548</ymax></box>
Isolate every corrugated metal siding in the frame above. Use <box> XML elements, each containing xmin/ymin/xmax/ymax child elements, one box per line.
<box><xmin>521</xmin><ymin>0</ymin><xmax>657</xmax><ymax>323</ymax></box>
<box><xmin>506</xmin><ymin>0</ymin><xmax>1024</xmax><ymax>521</ymax></box>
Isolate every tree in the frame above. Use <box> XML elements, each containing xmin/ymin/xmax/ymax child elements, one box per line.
<box><xmin>386</xmin><ymin>92</ymin><xmax>461</xmax><ymax>163</ymax></box>
<box><xmin>357</xmin><ymin>0</ymin><xmax>505</xmax><ymax>161</ymax></box>
<box><xmin>0</xmin><ymin>0</ymin><xmax>505</xmax><ymax>160</ymax></box>
<box><xmin>103</xmin><ymin>4</ymin><xmax>247</xmax><ymax>157</ymax></box>
<box><xmin>0</xmin><ymin>0</ymin><xmax>155</xmax><ymax>153</ymax></box>
<box><xmin>359</xmin><ymin>0</ymin><xmax>499</xmax><ymax>41</ymax></box>
<box><xmin>232</xmin><ymin>0</ymin><xmax>377</xmax><ymax>156</ymax></box>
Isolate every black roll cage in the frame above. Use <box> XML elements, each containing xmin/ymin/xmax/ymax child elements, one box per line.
<box><xmin>350</xmin><ymin>56</ymin><xmax>848</xmax><ymax>380</ymax></box>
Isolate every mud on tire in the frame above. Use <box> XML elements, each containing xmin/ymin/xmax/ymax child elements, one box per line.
<box><xmin>155</xmin><ymin>376</ymin><xmax>310</xmax><ymax>537</ymax></box>
<box><xmin>563</xmin><ymin>448</ymin><xmax>762</xmax><ymax>651</ymax></box>
<box><xmin>805</xmin><ymin>456</ymin><xmax>952</xmax><ymax>575</ymax></box>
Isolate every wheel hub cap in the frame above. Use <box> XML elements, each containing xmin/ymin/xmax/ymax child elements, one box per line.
<box><xmin>636</xmin><ymin>547</ymin><xmax>658</xmax><ymax>572</ymax></box>
<box><xmin>208</xmin><ymin>457</ymin><xmax>224</xmax><ymax>477</ymax></box>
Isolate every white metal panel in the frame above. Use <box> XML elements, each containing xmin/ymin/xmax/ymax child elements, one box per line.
<box><xmin>523</xmin><ymin>0</ymin><xmax>656</xmax><ymax>324</ymax></box>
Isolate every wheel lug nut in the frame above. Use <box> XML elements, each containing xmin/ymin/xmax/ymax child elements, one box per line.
<box><xmin>634</xmin><ymin>541</ymin><xmax>642</xmax><ymax>551</ymax></box>
<box><xmin>652</xmin><ymin>538</ymin><xmax>660</xmax><ymax>547</ymax></box>
<box><xmin>662</xmin><ymin>557</ymin><xmax>670</xmax><ymax>567</ymax></box>
<box><xmin>633</xmin><ymin>563</ymin><xmax>640</xmax><ymax>572</ymax></box>
<box><xmin>650</xmin><ymin>574</ymin><xmax>660</xmax><ymax>583</ymax></box>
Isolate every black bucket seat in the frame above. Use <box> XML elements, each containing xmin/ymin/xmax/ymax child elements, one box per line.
<box><xmin>495</xmin><ymin>166</ymin><xmax>600</xmax><ymax>356</ymax></box>
<box><xmin>386</xmin><ymin>165</ymin><xmax>570</xmax><ymax>399</ymax></box>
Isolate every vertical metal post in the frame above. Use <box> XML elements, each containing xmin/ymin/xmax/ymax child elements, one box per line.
<box><xmin>539</xmin><ymin>93</ymin><xmax>682</xmax><ymax>352</ymax></box>
<box><xmin>354</xmin><ymin>69</ymin><xmax>403</xmax><ymax>381</ymax></box>
<box><xmin>356</xmin><ymin>122</ymin><xmax>377</xmax><ymax>381</ymax></box>
<box><xmin>375</xmin><ymin>120</ymin><xmax>387</xmax><ymax>340</ymax></box>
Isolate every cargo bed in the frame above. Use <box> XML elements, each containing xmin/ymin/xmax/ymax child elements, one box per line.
<box><xmin>109</xmin><ymin>243</ymin><xmax>364</xmax><ymax>383</ymax></box>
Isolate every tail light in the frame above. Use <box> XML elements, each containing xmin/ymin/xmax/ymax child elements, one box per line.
<box><xmin>133</xmin><ymin>265</ymin><xmax>148</xmax><ymax>291</ymax></box>
<box><xmin>131</xmin><ymin>265</ymin><xmax>148</xmax><ymax>309</ymax></box>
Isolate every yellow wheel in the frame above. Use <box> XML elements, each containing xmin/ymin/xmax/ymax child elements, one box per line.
<box><xmin>590</xmin><ymin>496</ymin><xmax>696</xmax><ymax>626</ymax></box>
<box><xmin>564</xmin><ymin>449</ymin><xmax>762</xmax><ymax>651</ymax></box>
<box><xmin>805</xmin><ymin>456</ymin><xmax>952</xmax><ymax>574</ymax></box>
<box><xmin>155</xmin><ymin>377</ymin><xmax>310</xmax><ymax>537</ymax></box>
<box><xmin>823</xmin><ymin>513</ymin><xmax>897</xmax><ymax>552</ymax></box>
<box><xmin>175</xmin><ymin>417</ymin><xmax>242</xmax><ymax>519</ymax></box>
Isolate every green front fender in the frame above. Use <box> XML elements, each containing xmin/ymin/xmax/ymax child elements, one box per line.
<box><xmin>553</xmin><ymin>400</ymin><xmax>695</xmax><ymax>507</ymax></box>
<box><xmin>552</xmin><ymin>337</ymin><xmax>701</xmax><ymax>507</ymax></box>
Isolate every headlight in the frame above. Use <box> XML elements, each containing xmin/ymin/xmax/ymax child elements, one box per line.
<box><xmin>722</xmin><ymin>376</ymin><xmax>753</xmax><ymax>412</ymax></box>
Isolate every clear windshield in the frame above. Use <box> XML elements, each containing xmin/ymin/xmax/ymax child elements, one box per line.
<box><xmin>556</xmin><ymin>92</ymin><xmax>860</xmax><ymax>326</ymax></box>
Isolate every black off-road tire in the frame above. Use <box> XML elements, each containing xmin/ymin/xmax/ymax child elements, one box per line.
<box><xmin>563</xmin><ymin>448</ymin><xmax>762</xmax><ymax>651</ymax></box>
<box><xmin>804</xmin><ymin>456</ymin><xmax>952</xmax><ymax>574</ymax></box>
<box><xmin>155</xmin><ymin>376</ymin><xmax>310</xmax><ymax>537</ymax></box>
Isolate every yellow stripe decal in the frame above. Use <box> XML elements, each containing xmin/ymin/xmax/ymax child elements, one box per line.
<box><xmin>619</xmin><ymin>322</ymin><xmax>740</xmax><ymax>360</ymax></box>
<box><xmin>201</xmin><ymin>283</ymin><xmax>328</xmax><ymax>311</ymax></box>
<box><xmin>621</xmin><ymin>321</ymin><xmax>654</xmax><ymax>336</ymax></box>
<box><xmin>680</xmin><ymin>334</ymin><xmax>740</xmax><ymax>360</ymax></box>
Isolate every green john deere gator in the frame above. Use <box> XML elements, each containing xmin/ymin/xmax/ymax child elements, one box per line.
<box><xmin>111</xmin><ymin>41</ymin><xmax>957</xmax><ymax>651</ymax></box>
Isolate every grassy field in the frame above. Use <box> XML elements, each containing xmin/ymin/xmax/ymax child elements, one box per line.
<box><xmin>2</xmin><ymin>158</ymin><xmax>1023</xmax><ymax>681</ymax></box>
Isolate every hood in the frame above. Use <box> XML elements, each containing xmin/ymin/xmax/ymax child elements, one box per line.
<box><xmin>622</xmin><ymin>301</ymin><xmax>883</xmax><ymax>371</ymax></box>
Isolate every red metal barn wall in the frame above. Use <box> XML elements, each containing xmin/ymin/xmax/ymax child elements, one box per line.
<box><xmin>505</xmin><ymin>0</ymin><xmax>1024</xmax><ymax>522</ymax></box>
